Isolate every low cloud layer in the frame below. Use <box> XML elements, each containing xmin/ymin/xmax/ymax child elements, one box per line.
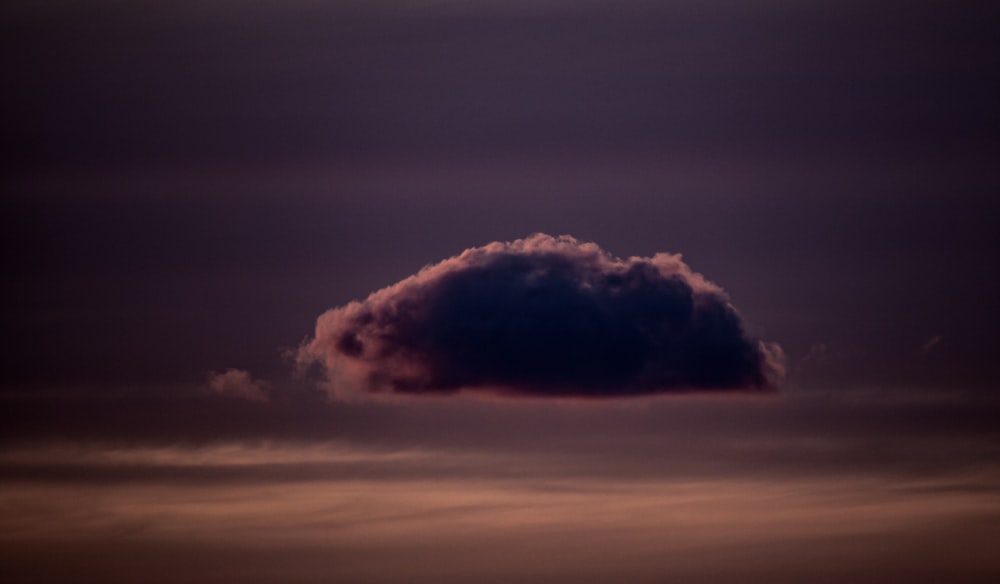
<box><xmin>301</xmin><ymin>234</ymin><xmax>783</xmax><ymax>398</ymax></box>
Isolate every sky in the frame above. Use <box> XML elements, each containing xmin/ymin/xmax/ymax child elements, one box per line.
<box><xmin>2</xmin><ymin>0</ymin><xmax>1000</xmax><ymax>582</ymax></box>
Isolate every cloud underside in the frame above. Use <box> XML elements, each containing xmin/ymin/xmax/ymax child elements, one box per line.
<box><xmin>301</xmin><ymin>234</ymin><xmax>783</xmax><ymax>398</ymax></box>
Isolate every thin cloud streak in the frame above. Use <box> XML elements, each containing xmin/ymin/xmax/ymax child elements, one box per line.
<box><xmin>4</xmin><ymin>386</ymin><xmax>1000</xmax><ymax>582</ymax></box>
<box><xmin>2</xmin><ymin>440</ymin><xmax>999</xmax><ymax>584</ymax></box>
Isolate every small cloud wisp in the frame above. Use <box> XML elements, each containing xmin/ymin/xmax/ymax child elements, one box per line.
<box><xmin>207</xmin><ymin>369</ymin><xmax>270</xmax><ymax>403</ymax></box>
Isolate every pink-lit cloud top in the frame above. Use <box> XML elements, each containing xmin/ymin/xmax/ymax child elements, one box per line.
<box><xmin>300</xmin><ymin>234</ymin><xmax>783</xmax><ymax>398</ymax></box>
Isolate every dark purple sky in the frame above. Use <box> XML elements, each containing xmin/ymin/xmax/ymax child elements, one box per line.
<box><xmin>4</xmin><ymin>0</ymin><xmax>999</xmax><ymax>394</ymax></box>
<box><xmin>2</xmin><ymin>1</ymin><xmax>1000</xmax><ymax>582</ymax></box>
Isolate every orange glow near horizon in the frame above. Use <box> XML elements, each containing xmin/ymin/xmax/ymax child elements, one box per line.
<box><xmin>2</xmin><ymin>442</ymin><xmax>999</xmax><ymax>583</ymax></box>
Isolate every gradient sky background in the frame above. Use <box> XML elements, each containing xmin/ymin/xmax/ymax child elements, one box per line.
<box><xmin>3</xmin><ymin>1</ymin><xmax>1000</xmax><ymax>582</ymax></box>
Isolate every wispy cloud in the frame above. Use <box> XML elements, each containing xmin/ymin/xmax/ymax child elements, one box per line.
<box><xmin>2</xmin><ymin>439</ymin><xmax>999</xmax><ymax>583</ymax></box>
<box><xmin>921</xmin><ymin>335</ymin><xmax>943</xmax><ymax>355</ymax></box>
<box><xmin>207</xmin><ymin>369</ymin><xmax>269</xmax><ymax>403</ymax></box>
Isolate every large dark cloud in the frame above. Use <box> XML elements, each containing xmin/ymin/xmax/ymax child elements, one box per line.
<box><xmin>300</xmin><ymin>234</ymin><xmax>782</xmax><ymax>398</ymax></box>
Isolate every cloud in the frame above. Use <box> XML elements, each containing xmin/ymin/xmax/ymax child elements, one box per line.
<box><xmin>207</xmin><ymin>369</ymin><xmax>269</xmax><ymax>403</ymax></box>
<box><xmin>920</xmin><ymin>335</ymin><xmax>943</xmax><ymax>355</ymax></box>
<box><xmin>300</xmin><ymin>234</ymin><xmax>783</xmax><ymax>398</ymax></box>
